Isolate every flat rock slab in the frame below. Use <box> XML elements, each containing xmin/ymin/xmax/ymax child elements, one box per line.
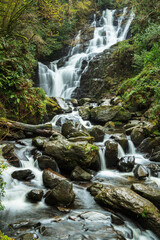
<box><xmin>95</xmin><ymin>186</ymin><xmax>160</xmax><ymax>238</ymax></box>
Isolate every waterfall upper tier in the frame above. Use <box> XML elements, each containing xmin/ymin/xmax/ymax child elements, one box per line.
<box><xmin>38</xmin><ymin>8</ymin><xmax>134</xmax><ymax>99</ymax></box>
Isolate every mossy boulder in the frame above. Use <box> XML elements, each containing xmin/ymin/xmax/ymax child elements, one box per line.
<box><xmin>45</xmin><ymin>97</ymin><xmax>63</xmax><ymax>121</ymax></box>
<box><xmin>78</xmin><ymin>105</ymin><xmax>91</xmax><ymax>120</ymax></box>
<box><xmin>105</xmin><ymin>141</ymin><xmax>118</xmax><ymax>168</ymax></box>
<box><xmin>90</xmin><ymin>105</ymin><xmax>131</xmax><ymax>124</ymax></box>
<box><xmin>43</xmin><ymin>139</ymin><xmax>100</xmax><ymax>172</ymax></box>
<box><xmin>61</xmin><ymin>120</ymin><xmax>89</xmax><ymax>138</ymax></box>
<box><xmin>89</xmin><ymin>125</ymin><xmax>106</xmax><ymax>142</ymax></box>
<box><xmin>2</xmin><ymin>144</ymin><xmax>20</xmax><ymax>167</ymax></box>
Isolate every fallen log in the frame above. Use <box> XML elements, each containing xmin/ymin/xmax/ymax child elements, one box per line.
<box><xmin>0</xmin><ymin>118</ymin><xmax>56</xmax><ymax>137</ymax></box>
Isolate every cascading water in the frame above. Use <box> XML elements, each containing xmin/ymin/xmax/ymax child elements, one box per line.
<box><xmin>38</xmin><ymin>8</ymin><xmax>134</xmax><ymax>99</ymax></box>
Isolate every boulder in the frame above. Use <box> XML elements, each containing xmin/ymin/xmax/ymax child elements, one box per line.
<box><xmin>32</xmin><ymin>137</ymin><xmax>48</xmax><ymax>148</ymax></box>
<box><xmin>114</xmin><ymin>137</ymin><xmax>128</xmax><ymax>152</ymax></box>
<box><xmin>71</xmin><ymin>98</ymin><xmax>78</xmax><ymax>107</ymax></box>
<box><xmin>95</xmin><ymin>186</ymin><xmax>160</xmax><ymax>237</ymax></box>
<box><xmin>118</xmin><ymin>156</ymin><xmax>135</xmax><ymax>172</ymax></box>
<box><xmin>71</xmin><ymin>166</ymin><xmax>92</xmax><ymax>181</ymax></box>
<box><xmin>87</xmin><ymin>183</ymin><xmax>104</xmax><ymax>196</ymax></box>
<box><xmin>2</xmin><ymin>144</ymin><xmax>20</xmax><ymax>167</ymax></box>
<box><xmin>90</xmin><ymin>105</ymin><xmax>131</xmax><ymax>124</ymax></box>
<box><xmin>78</xmin><ymin>105</ymin><xmax>90</xmax><ymax>120</ymax></box>
<box><xmin>150</xmin><ymin>151</ymin><xmax>160</xmax><ymax>162</ymax></box>
<box><xmin>42</xmin><ymin>169</ymin><xmax>66</xmax><ymax>189</ymax></box>
<box><xmin>137</xmin><ymin>137</ymin><xmax>160</xmax><ymax>154</ymax></box>
<box><xmin>131</xmin><ymin>183</ymin><xmax>160</xmax><ymax>209</ymax></box>
<box><xmin>44</xmin><ymin>139</ymin><xmax>100</xmax><ymax>172</ymax></box>
<box><xmin>78</xmin><ymin>98</ymin><xmax>91</xmax><ymax>106</ymax></box>
<box><xmin>89</xmin><ymin>125</ymin><xmax>106</xmax><ymax>142</ymax></box>
<box><xmin>68</xmin><ymin>136</ymin><xmax>94</xmax><ymax>143</ymax></box>
<box><xmin>27</xmin><ymin>189</ymin><xmax>43</xmax><ymax>202</ymax></box>
<box><xmin>19</xmin><ymin>233</ymin><xmax>39</xmax><ymax>240</ymax></box>
<box><xmin>105</xmin><ymin>141</ymin><xmax>118</xmax><ymax>168</ymax></box>
<box><xmin>11</xmin><ymin>169</ymin><xmax>35</xmax><ymax>181</ymax></box>
<box><xmin>37</xmin><ymin>155</ymin><xmax>59</xmax><ymax>171</ymax></box>
<box><xmin>130</xmin><ymin>127</ymin><xmax>146</xmax><ymax>147</ymax></box>
<box><xmin>133</xmin><ymin>164</ymin><xmax>149</xmax><ymax>180</ymax></box>
<box><xmin>61</xmin><ymin>120</ymin><xmax>89</xmax><ymax>138</ymax></box>
<box><xmin>45</xmin><ymin>180</ymin><xmax>75</xmax><ymax>206</ymax></box>
<box><xmin>146</xmin><ymin>163</ymin><xmax>160</xmax><ymax>177</ymax></box>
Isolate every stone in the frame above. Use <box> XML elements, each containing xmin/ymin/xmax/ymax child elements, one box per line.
<box><xmin>68</xmin><ymin>136</ymin><xmax>94</xmax><ymax>143</ymax></box>
<box><xmin>44</xmin><ymin>139</ymin><xmax>100</xmax><ymax>172</ymax></box>
<box><xmin>87</xmin><ymin>183</ymin><xmax>104</xmax><ymax>196</ymax></box>
<box><xmin>26</xmin><ymin>189</ymin><xmax>43</xmax><ymax>202</ymax></box>
<box><xmin>150</xmin><ymin>151</ymin><xmax>160</xmax><ymax>162</ymax></box>
<box><xmin>37</xmin><ymin>155</ymin><xmax>59</xmax><ymax>171</ymax></box>
<box><xmin>61</xmin><ymin>120</ymin><xmax>89</xmax><ymax>139</ymax></box>
<box><xmin>114</xmin><ymin>137</ymin><xmax>128</xmax><ymax>152</ymax></box>
<box><xmin>78</xmin><ymin>98</ymin><xmax>91</xmax><ymax>106</ymax></box>
<box><xmin>146</xmin><ymin>163</ymin><xmax>160</xmax><ymax>177</ymax></box>
<box><xmin>137</xmin><ymin>137</ymin><xmax>160</xmax><ymax>154</ymax></box>
<box><xmin>11</xmin><ymin>169</ymin><xmax>35</xmax><ymax>181</ymax></box>
<box><xmin>78</xmin><ymin>105</ymin><xmax>90</xmax><ymax>120</ymax></box>
<box><xmin>19</xmin><ymin>233</ymin><xmax>39</xmax><ymax>240</ymax></box>
<box><xmin>131</xmin><ymin>183</ymin><xmax>160</xmax><ymax>209</ymax></box>
<box><xmin>2</xmin><ymin>144</ymin><xmax>20</xmax><ymax>167</ymax></box>
<box><xmin>45</xmin><ymin>179</ymin><xmax>75</xmax><ymax>207</ymax></box>
<box><xmin>95</xmin><ymin>186</ymin><xmax>160</xmax><ymax>237</ymax></box>
<box><xmin>32</xmin><ymin>136</ymin><xmax>48</xmax><ymax>148</ymax></box>
<box><xmin>90</xmin><ymin>105</ymin><xmax>131</xmax><ymax>124</ymax></box>
<box><xmin>71</xmin><ymin>98</ymin><xmax>78</xmax><ymax>106</ymax></box>
<box><xmin>130</xmin><ymin>127</ymin><xmax>146</xmax><ymax>147</ymax></box>
<box><xmin>89</xmin><ymin>125</ymin><xmax>106</xmax><ymax>142</ymax></box>
<box><xmin>105</xmin><ymin>141</ymin><xmax>118</xmax><ymax>168</ymax></box>
<box><xmin>133</xmin><ymin>164</ymin><xmax>149</xmax><ymax>180</ymax></box>
<box><xmin>42</xmin><ymin>169</ymin><xmax>66</xmax><ymax>189</ymax></box>
<box><xmin>71</xmin><ymin>166</ymin><xmax>92</xmax><ymax>181</ymax></box>
<box><xmin>118</xmin><ymin>156</ymin><xmax>135</xmax><ymax>172</ymax></box>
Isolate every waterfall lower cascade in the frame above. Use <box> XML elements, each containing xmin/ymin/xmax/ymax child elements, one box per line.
<box><xmin>38</xmin><ymin>8</ymin><xmax>134</xmax><ymax>99</ymax></box>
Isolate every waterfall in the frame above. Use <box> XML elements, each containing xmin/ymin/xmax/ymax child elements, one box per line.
<box><xmin>99</xmin><ymin>146</ymin><xmax>106</xmax><ymax>170</ymax></box>
<box><xmin>38</xmin><ymin>8</ymin><xmax>134</xmax><ymax>99</ymax></box>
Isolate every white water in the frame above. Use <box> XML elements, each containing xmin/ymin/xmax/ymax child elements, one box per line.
<box><xmin>38</xmin><ymin>8</ymin><xmax>134</xmax><ymax>99</ymax></box>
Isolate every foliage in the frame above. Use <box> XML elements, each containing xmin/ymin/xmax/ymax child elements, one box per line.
<box><xmin>0</xmin><ymin>231</ymin><xmax>14</xmax><ymax>240</ymax></box>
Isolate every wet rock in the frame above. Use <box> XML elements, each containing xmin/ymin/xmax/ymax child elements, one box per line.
<box><xmin>68</xmin><ymin>136</ymin><xmax>94</xmax><ymax>143</ymax></box>
<box><xmin>37</xmin><ymin>155</ymin><xmax>59</xmax><ymax>171</ymax></box>
<box><xmin>133</xmin><ymin>164</ymin><xmax>149</xmax><ymax>180</ymax></box>
<box><xmin>79</xmin><ymin>211</ymin><xmax>111</xmax><ymax>222</ymax></box>
<box><xmin>71</xmin><ymin>98</ymin><xmax>78</xmax><ymax>107</ymax></box>
<box><xmin>150</xmin><ymin>150</ymin><xmax>160</xmax><ymax>162</ymax></box>
<box><xmin>2</xmin><ymin>144</ymin><xmax>20</xmax><ymax>167</ymax></box>
<box><xmin>11</xmin><ymin>169</ymin><xmax>35</xmax><ymax>181</ymax></box>
<box><xmin>114</xmin><ymin>137</ymin><xmax>128</xmax><ymax>152</ymax></box>
<box><xmin>118</xmin><ymin>156</ymin><xmax>135</xmax><ymax>172</ymax></box>
<box><xmin>95</xmin><ymin>186</ymin><xmax>160</xmax><ymax>237</ymax></box>
<box><xmin>89</xmin><ymin>125</ymin><xmax>106</xmax><ymax>142</ymax></box>
<box><xmin>45</xmin><ymin>179</ymin><xmax>75</xmax><ymax>207</ymax></box>
<box><xmin>26</xmin><ymin>189</ymin><xmax>43</xmax><ymax>202</ymax></box>
<box><xmin>105</xmin><ymin>141</ymin><xmax>118</xmax><ymax>168</ymax></box>
<box><xmin>146</xmin><ymin>163</ymin><xmax>160</xmax><ymax>177</ymax></box>
<box><xmin>111</xmin><ymin>214</ymin><xmax>124</xmax><ymax>226</ymax></box>
<box><xmin>78</xmin><ymin>105</ymin><xmax>91</xmax><ymax>120</ymax></box>
<box><xmin>42</xmin><ymin>169</ymin><xmax>66</xmax><ymax>189</ymax></box>
<box><xmin>71</xmin><ymin>166</ymin><xmax>92</xmax><ymax>181</ymax></box>
<box><xmin>78</xmin><ymin>98</ymin><xmax>91</xmax><ymax>106</ymax></box>
<box><xmin>32</xmin><ymin>136</ymin><xmax>48</xmax><ymax>148</ymax></box>
<box><xmin>130</xmin><ymin>127</ymin><xmax>146</xmax><ymax>147</ymax></box>
<box><xmin>9</xmin><ymin>220</ymin><xmax>33</xmax><ymax>229</ymax></box>
<box><xmin>44</xmin><ymin>139</ymin><xmax>100</xmax><ymax>172</ymax></box>
<box><xmin>19</xmin><ymin>233</ymin><xmax>39</xmax><ymax>240</ymax></box>
<box><xmin>137</xmin><ymin>137</ymin><xmax>160</xmax><ymax>154</ymax></box>
<box><xmin>61</xmin><ymin>120</ymin><xmax>89</xmax><ymax>138</ymax></box>
<box><xmin>131</xmin><ymin>183</ymin><xmax>160</xmax><ymax>209</ymax></box>
<box><xmin>87</xmin><ymin>183</ymin><xmax>104</xmax><ymax>196</ymax></box>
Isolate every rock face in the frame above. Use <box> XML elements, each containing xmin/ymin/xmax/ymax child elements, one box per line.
<box><xmin>71</xmin><ymin>166</ymin><xmax>92</xmax><ymax>181</ymax></box>
<box><xmin>44</xmin><ymin>139</ymin><xmax>100</xmax><ymax>172</ymax></box>
<box><xmin>90</xmin><ymin>105</ymin><xmax>131</xmax><ymax>124</ymax></box>
<box><xmin>95</xmin><ymin>186</ymin><xmax>160</xmax><ymax>237</ymax></box>
<box><xmin>89</xmin><ymin>125</ymin><xmax>106</xmax><ymax>142</ymax></box>
<box><xmin>32</xmin><ymin>137</ymin><xmax>48</xmax><ymax>148</ymax></box>
<box><xmin>2</xmin><ymin>144</ymin><xmax>20</xmax><ymax>167</ymax></box>
<box><xmin>27</xmin><ymin>189</ymin><xmax>43</xmax><ymax>202</ymax></box>
<box><xmin>37</xmin><ymin>155</ymin><xmax>59</xmax><ymax>171</ymax></box>
<box><xmin>105</xmin><ymin>141</ymin><xmax>118</xmax><ymax>168</ymax></box>
<box><xmin>11</xmin><ymin>170</ymin><xmax>35</xmax><ymax>181</ymax></box>
<box><xmin>131</xmin><ymin>183</ymin><xmax>160</xmax><ymax>209</ymax></box>
<box><xmin>43</xmin><ymin>169</ymin><xmax>75</xmax><ymax>206</ymax></box>
<box><xmin>133</xmin><ymin>164</ymin><xmax>149</xmax><ymax>180</ymax></box>
<box><xmin>78</xmin><ymin>105</ymin><xmax>91</xmax><ymax>120</ymax></box>
<box><xmin>118</xmin><ymin>156</ymin><xmax>135</xmax><ymax>172</ymax></box>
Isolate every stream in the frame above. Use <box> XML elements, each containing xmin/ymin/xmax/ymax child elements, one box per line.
<box><xmin>0</xmin><ymin>7</ymin><xmax>160</xmax><ymax>240</ymax></box>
